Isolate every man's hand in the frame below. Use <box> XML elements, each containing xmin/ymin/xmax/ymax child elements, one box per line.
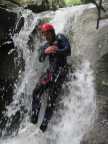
<box><xmin>45</xmin><ymin>45</ymin><xmax>58</xmax><ymax>54</ymax></box>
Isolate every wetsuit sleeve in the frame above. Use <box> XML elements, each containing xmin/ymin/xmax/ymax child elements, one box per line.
<box><xmin>38</xmin><ymin>45</ymin><xmax>46</xmax><ymax>62</ymax></box>
<box><xmin>56</xmin><ymin>34</ymin><xmax>71</xmax><ymax>56</ymax></box>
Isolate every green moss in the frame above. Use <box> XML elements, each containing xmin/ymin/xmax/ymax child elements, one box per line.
<box><xmin>13</xmin><ymin>0</ymin><xmax>32</xmax><ymax>5</ymax></box>
<box><xmin>80</xmin><ymin>0</ymin><xmax>91</xmax><ymax>4</ymax></box>
<box><xmin>41</xmin><ymin>17</ymin><xmax>52</xmax><ymax>23</ymax></box>
<box><xmin>64</xmin><ymin>0</ymin><xmax>81</xmax><ymax>5</ymax></box>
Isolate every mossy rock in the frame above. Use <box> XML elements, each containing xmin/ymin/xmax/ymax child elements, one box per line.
<box><xmin>64</xmin><ymin>0</ymin><xmax>81</xmax><ymax>6</ymax></box>
<box><xmin>80</xmin><ymin>0</ymin><xmax>91</xmax><ymax>4</ymax></box>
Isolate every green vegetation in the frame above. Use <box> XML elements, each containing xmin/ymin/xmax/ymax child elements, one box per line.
<box><xmin>40</xmin><ymin>17</ymin><xmax>52</xmax><ymax>23</ymax></box>
<box><xmin>64</xmin><ymin>0</ymin><xmax>81</xmax><ymax>6</ymax></box>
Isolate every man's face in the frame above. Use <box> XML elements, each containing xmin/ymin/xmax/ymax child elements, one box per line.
<box><xmin>42</xmin><ymin>31</ymin><xmax>53</xmax><ymax>43</ymax></box>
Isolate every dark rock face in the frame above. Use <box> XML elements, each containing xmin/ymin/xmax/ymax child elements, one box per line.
<box><xmin>0</xmin><ymin>0</ymin><xmax>19</xmax><ymax>9</ymax></box>
<box><xmin>27</xmin><ymin>0</ymin><xmax>65</xmax><ymax>12</ymax></box>
<box><xmin>80</xmin><ymin>0</ymin><xmax>91</xmax><ymax>4</ymax></box>
<box><xmin>27</xmin><ymin>1</ymin><xmax>50</xmax><ymax>13</ymax></box>
<box><xmin>0</xmin><ymin>7</ymin><xmax>17</xmax><ymax>42</ymax></box>
<box><xmin>0</xmin><ymin>0</ymin><xmax>65</xmax><ymax>13</ymax></box>
<box><xmin>0</xmin><ymin>7</ymin><xmax>25</xmax><ymax>136</ymax></box>
<box><xmin>0</xmin><ymin>7</ymin><xmax>24</xmax><ymax>122</ymax></box>
<box><xmin>0</xmin><ymin>8</ymin><xmax>16</xmax><ymax>113</ymax></box>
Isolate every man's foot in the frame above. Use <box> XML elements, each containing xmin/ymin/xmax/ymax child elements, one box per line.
<box><xmin>40</xmin><ymin>119</ymin><xmax>48</xmax><ymax>132</ymax></box>
<box><xmin>40</xmin><ymin>124</ymin><xmax>47</xmax><ymax>132</ymax></box>
<box><xmin>30</xmin><ymin>114</ymin><xmax>38</xmax><ymax>124</ymax></box>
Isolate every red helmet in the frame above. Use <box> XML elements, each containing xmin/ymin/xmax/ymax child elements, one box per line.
<box><xmin>39</xmin><ymin>23</ymin><xmax>54</xmax><ymax>32</ymax></box>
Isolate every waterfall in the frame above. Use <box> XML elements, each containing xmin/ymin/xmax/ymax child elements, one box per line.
<box><xmin>1</xmin><ymin>6</ymin><xmax>96</xmax><ymax>144</ymax></box>
<box><xmin>6</xmin><ymin>9</ymin><xmax>42</xmax><ymax>116</ymax></box>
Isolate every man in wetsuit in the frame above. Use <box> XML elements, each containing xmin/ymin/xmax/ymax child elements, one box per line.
<box><xmin>31</xmin><ymin>23</ymin><xmax>71</xmax><ymax>132</ymax></box>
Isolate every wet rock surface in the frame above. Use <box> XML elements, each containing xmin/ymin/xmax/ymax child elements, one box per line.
<box><xmin>0</xmin><ymin>7</ymin><xmax>24</xmax><ymax>126</ymax></box>
<box><xmin>0</xmin><ymin>7</ymin><xmax>16</xmax><ymax>113</ymax></box>
<box><xmin>81</xmin><ymin>53</ymin><xmax>108</xmax><ymax>144</ymax></box>
<box><xmin>0</xmin><ymin>0</ymin><xmax>65</xmax><ymax>12</ymax></box>
<box><xmin>0</xmin><ymin>0</ymin><xmax>19</xmax><ymax>9</ymax></box>
<box><xmin>24</xmin><ymin>0</ymin><xmax>65</xmax><ymax>12</ymax></box>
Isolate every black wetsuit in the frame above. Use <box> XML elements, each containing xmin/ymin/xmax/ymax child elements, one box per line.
<box><xmin>31</xmin><ymin>33</ymin><xmax>71</xmax><ymax>132</ymax></box>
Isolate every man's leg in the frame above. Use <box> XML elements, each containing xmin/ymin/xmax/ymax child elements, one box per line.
<box><xmin>40</xmin><ymin>83</ymin><xmax>59</xmax><ymax>132</ymax></box>
<box><xmin>31</xmin><ymin>84</ymin><xmax>44</xmax><ymax>124</ymax></box>
<box><xmin>40</xmin><ymin>67</ymin><xmax>68</xmax><ymax>132</ymax></box>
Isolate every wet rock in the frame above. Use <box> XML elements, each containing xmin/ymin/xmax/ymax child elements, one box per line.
<box><xmin>80</xmin><ymin>41</ymin><xmax>108</xmax><ymax>144</ymax></box>
<box><xmin>0</xmin><ymin>7</ymin><xmax>24</xmax><ymax>79</ymax></box>
<box><xmin>0</xmin><ymin>0</ymin><xmax>65</xmax><ymax>12</ymax></box>
<box><xmin>26</xmin><ymin>0</ymin><xmax>65</xmax><ymax>13</ymax></box>
<box><xmin>0</xmin><ymin>8</ymin><xmax>15</xmax><ymax>113</ymax></box>
<box><xmin>0</xmin><ymin>7</ymin><xmax>17</xmax><ymax>41</ymax></box>
<box><xmin>0</xmin><ymin>0</ymin><xmax>19</xmax><ymax>9</ymax></box>
<box><xmin>0</xmin><ymin>109</ymin><xmax>24</xmax><ymax>137</ymax></box>
<box><xmin>80</xmin><ymin>0</ymin><xmax>91</xmax><ymax>4</ymax></box>
<box><xmin>0</xmin><ymin>7</ymin><xmax>25</xmax><ymax>120</ymax></box>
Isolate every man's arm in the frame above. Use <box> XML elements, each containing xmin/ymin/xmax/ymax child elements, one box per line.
<box><xmin>56</xmin><ymin>34</ymin><xmax>71</xmax><ymax>56</ymax></box>
<box><xmin>38</xmin><ymin>45</ymin><xmax>46</xmax><ymax>62</ymax></box>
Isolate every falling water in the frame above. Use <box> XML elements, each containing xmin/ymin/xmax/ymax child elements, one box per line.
<box><xmin>1</xmin><ymin>6</ymin><xmax>96</xmax><ymax>144</ymax></box>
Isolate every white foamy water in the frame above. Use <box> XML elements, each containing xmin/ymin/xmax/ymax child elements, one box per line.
<box><xmin>51</xmin><ymin>60</ymin><xmax>96</xmax><ymax>144</ymax></box>
<box><xmin>6</xmin><ymin>9</ymin><xmax>42</xmax><ymax>116</ymax></box>
<box><xmin>1</xmin><ymin>60</ymin><xmax>96</xmax><ymax>144</ymax></box>
<box><xmin>1</xmin><ymin>5</ymin><xmax>96</xmax><ymax>144</ymax></box>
